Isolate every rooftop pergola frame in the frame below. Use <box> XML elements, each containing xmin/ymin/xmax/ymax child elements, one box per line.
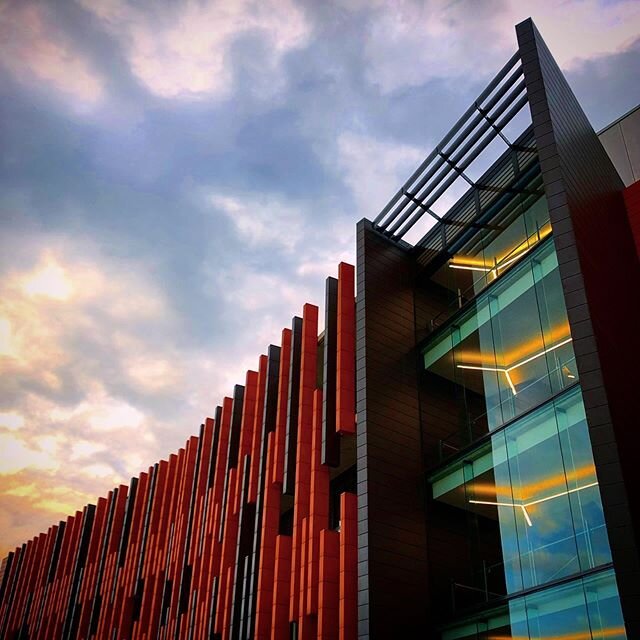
<box><xmin>373</xmin><ymin>50</ymin><xmax>541</xmax><ymax>258</ymax></box>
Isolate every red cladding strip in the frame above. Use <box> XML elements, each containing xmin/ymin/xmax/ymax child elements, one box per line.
<box><xmin>318</xmin><ymin>529</ymin><xmax>340</xmax><ymax>640</ymax></box>
<box><xmin>336</xmin><ymin>262</ymin><xmax>356</xmax><ymax>435</ymax></box>
<box><xmin>239</xmin><ymin>367</ymin><xmax>260</xmax><ymax>508</ymax></box>
<box><xmin>254</xmin><ymin>432</ymin><xmax>278</xmax><ymax>639</ymax></box>
<box><xmin>272</xmin><ymin>328</ymin><xmax>292</xmax><ymax>487</ymax></box>
<box><xmin>271</xmin><ymin>535</ymin><xmax>292</xmax><ymax>640</ymax></box>
<box><xmin>289</xmin><ymin>303</ymin><xmax>319</xmax><ymax>621</ymax></box>
<box><xmin>339</xmin><ymin>492</ymin><xmax>358</xmax><ymax>640</ymax></box>
<box><xmin>307</xmin><ymin>388</ymin><xmax>329</xmax><ymax>616</ymax></box>
<box><xmin>249</xmin><ymin>356</ymin><xmax>268</xmax><ymax>503</ymax></box>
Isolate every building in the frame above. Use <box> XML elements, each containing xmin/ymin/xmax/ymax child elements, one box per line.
<box><xmin>1</xmin><ymin>18</ymin><xmax>639</xmax><ymax>640</ymax></box>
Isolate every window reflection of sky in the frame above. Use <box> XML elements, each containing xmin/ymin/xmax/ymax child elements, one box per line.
<box><xmin>441</xmin><ymin>569</ymin><xmax>626</xmax><ymax>639</ymax></box>
<box><xmin>432</xmin><ymin>387</ymin><xmax>612</xmax><ymax>595</ymax></box>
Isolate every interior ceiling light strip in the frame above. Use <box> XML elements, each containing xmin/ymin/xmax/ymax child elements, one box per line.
<box><xmin>456</xmin><ymin>337</ymin><xmax>573</xmax><ymax>396</ymax></box>
<box><xmin>448</xmin><ymin>224</ymin><xmax>552</xmax><ymax>276</ymax></box>
<box><xmin>468</xmin><ymin>481</ymin><xmax>599</xmax><ymax>527</ymax></box>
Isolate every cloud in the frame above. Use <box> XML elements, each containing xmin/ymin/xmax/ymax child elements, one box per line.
<box><xmin>336</xmin><ymin>131</ymin><xmax>426</xmax><ymax>223</ymax></box>
<box><xmin>0</xmin><ymin>1</ymin><xmax>105</xmax><ymax>106</ymax></box>
<box><xmin>79</xmin><ymin>0</ymin><xmax>310</xmax><ymax>100</ymax></box>
<box><xmin>207</xmin><ymin>191</ymin><xmax>305</xmax><ymax>251</ymax></box>
<box><xmin>361</xmin><ymin>0</ymin><xmax>640</xmax><ymax>94</ymax></box>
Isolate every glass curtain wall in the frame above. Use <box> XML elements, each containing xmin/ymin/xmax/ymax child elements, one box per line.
<box><xmin>441</xmin><ymin>569</ymin><xmax>626</xmax><ymax>640</ymax></box>
<box><xmin>430</xmin><ymin>387</ymin><xmax>612</xmax><ymax>595</ymax></box>
<box><xmin>420</xmin><ymin>189</ymin><xmax>626</xmax><ymax>637</ymax></box>
<box><xmin>422</xmin><ymin>237</ymin><xmax>578</xmax><ymax>457</ymax></box>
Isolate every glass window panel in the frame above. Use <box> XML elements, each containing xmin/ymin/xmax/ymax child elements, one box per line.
<box><xmin>429</xmin><ymin>388</ymin><xmax>612</xmax><ymax>596</ymax></box>
<box><xmin>441</xmin><ymin>570</ymin><xmax>627</xmax><ymax>639</ymax></box>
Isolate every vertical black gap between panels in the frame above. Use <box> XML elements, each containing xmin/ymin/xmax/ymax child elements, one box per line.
<box><xmin>62</xmin><ymin>503</ymin><xmax>96</xmax><ymax>639</ymax></box>
<box><xmin>219</xmin><ymin>386</ymin><xmax>246</xmax><ymax>542</ymax></box>
<box><xmin>284</xmin><ymin>317</ymin><xmax>303</xmax><ymax>496</ymax></box>
<box><xmin>207</xmin><ymin>574</ymin><xmax>219</xmax><ymax>639</ymax></box>
<box><xmin>246</xmin><ymin>344</ymin><xmax>281</xmax><ymax>636</ymax></box>
<box><xmin>175</xmin><ymin>425</ymin><xmax>205</xmax><ymax>637</ymax></box>
<box><xmin>322</xmin><ymin>277</ymin><xmax>340</xmax><ymax>467</ymax></box>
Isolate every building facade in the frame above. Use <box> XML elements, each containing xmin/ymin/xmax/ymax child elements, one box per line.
<box><xmin>2</xmin><ymin>18</ymin><xmax>639</xmax><ymax>640</ymax></box>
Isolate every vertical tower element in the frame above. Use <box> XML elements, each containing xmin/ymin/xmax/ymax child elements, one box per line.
<box><xmin>516</xmin><ymin>18</ymin><xmax>640</xmax><ymax>636</ymax></box>
<box><xmin>355</xmin><ymin>220</ymin><xmax>429</xmax><ymax>639</ymax></box>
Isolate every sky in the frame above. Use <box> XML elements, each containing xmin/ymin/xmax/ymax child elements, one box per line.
<box><xmin>1</xmin><ymin>0</ymin><xmax>639</xmax><ymax>558</ymax></box>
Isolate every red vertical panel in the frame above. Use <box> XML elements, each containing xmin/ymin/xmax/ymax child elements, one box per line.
<box><xmin>180</xmin><ymin>418</ymin><xmax>215</xmax><ymax>639</ymax></box>
<box><xmin>158</xmin><ymin>446</ymin><xmax>187</xmax><ymax>638</ymax></box>
<box><xmin>76</xmin><ymin>496</ymin><xmax>108</xmax><ymax>639</ymax></box>
<box><xmin>272</xmin><ymin>328</ymin><xmax>292</xmax><ymax>487</ymax></box>
<box><xmin>240</xmin><ymin>367</ymin><xmax>260</xmax><ymax>505</ymax></box>
<box><xmin>50</xmin><ymin>510</ymin><xmax>84</xmax><ymax>640</ymax></box>
<box><xmin>117</xmin><ymin>470</ymin><xmax>150</xmax><ymax>637</ymax></box>
<box><xmin>213</xmin><ymin>465</ymin><xmax>239</xmax><ymax>636</ymax></box>
<box><xmin>196</xmin><ymin>397</ymin><xmax>233</xmax><ymax>638</ymax></box>
<box><xmin>221</xmin><ymin>564</ymin><xmax>234</xmax><ymax>639</ymax></box>
<box><xmin>248</xmin><ymin>356</ymin><xmax>268</xmax><ymax>503</ymax></box>
<box><xmin>140</xmin><ymin>456</ymin><xmax>175</xmax><ymax>640</ymax></box>
<box><xmin>271</xmin><ymin>534</ymin><xmax>292</xmax><ymax>640</ymax></box>
<box><xmin>336</xmin><ymin>262</ymin><xmax>355</xmax><ymax>435</ymax></box>
<box><xmin>289</xmin><ymin>303</ymin><xmax>318</xmax><ymax>622</ymax></box>
<box><xmin>307</xmin><ymin>389</ymin><xmax>330</xmax><ymax>616</ymax></box>
<box><xmin>95</xmin><ymin>485</ymin><xmax>128</xmax><ymax>638</ymax></box>
<box><xmin>6</xmin><ymin>536</ymin><xmax>36</xmax><ymax>635</ymax></box>
<box><xmin>166</xmin><ymin>437</ymin><xmax>198</xmax><ymax>637</ymax></box>
<box><xmin>298</xmin><ymin>517</ymin><xmax>317</xmax><ymax>640</ymax></box>
<box><xmin>254</xmin><ymin>433</ymin><xmax>279</xmax><ymax>639</ymax></box>
<box><xmin>339</xmin><ymin>493</ymin><xmax>358</xmax><ymax>640</ymax></box>
<box><xmin>0</xmin><ymin>546</ymin><xmax>21</xmax><ymax>632</ymax></box>
<box><xmin>133</xmin><ymin>458</ymin><xmax>169</xmax><ymax>639</ymax></box>
<box><xmin>26</xmin><ymin>526</ymin><xmax>56</xmax><ymax>634</ymax></box>
<box><xmin>318</xmin><ymin>530</ymin><xmax>340</xmax><ymax>640</ymax></box>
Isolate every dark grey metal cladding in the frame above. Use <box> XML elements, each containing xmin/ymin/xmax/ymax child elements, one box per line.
<box><xmin>516</xmin><ymin>17</ymin><xmax>640</xmax><ymax>636</ymax></box>
<box><xmin>283</xmin><ymin>316</ymin><xmax>303</xmax><ymax>496</ymax></box>
<box><xmin>355</xmin><ymin>220</ymin><xmax>430</xmax><ymax>640</ymax></box>
<box><xmin>227</xmin><ymin>386</ymin><xmax>246</xmax><ymax>470</ymax></box>
<box><xmin>219</xmin><ymin>385</ymin><xmax>245</xmax><ymax>542</ymax></box>
<box><xmin>246</xmin><ymin>344</ymin><xmax>281</xmax><ymax>637</ymax></box>
<box><xmin>322</xmin><ymin>276</ymin><xmax>340</xmax><ymax>467</ymax></box>
<box><xmin>208</xmin><ymin>406</ymin><xmax>223</xmax><ymax>488</ymax></box>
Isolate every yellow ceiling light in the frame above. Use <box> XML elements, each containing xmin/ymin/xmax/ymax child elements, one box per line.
<box><xmin>449</xmin><ymin>223</ymin><xmax>552</xmax><ymax>276</ymax></box>
<box><xmin>457</xmin><ymin>337</ymin><xmax>573</xmax><ymax>396</ymax></box>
